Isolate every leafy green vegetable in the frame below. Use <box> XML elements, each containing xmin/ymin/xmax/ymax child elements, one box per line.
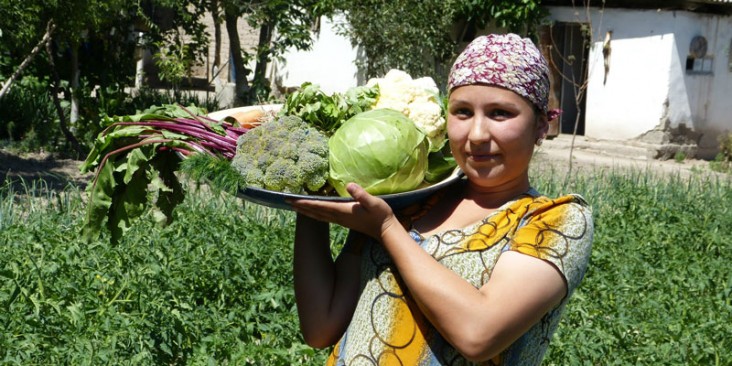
<box><xmin>425</xmin><ymin>150</ymin><xmax>457</xmax><ymax>183</ymax></box>
<box><xmin>279</xmin><ymin>82</ymin><xmax>378</xmax><ymax>135</ymax></box>
<box><xmin>179</xmin><ymin>153</ymin><xmax>247</xmax><ymax>195</ymax></box>
<box><xmin>328</xmin><ymin>108</ymin><xmax>429</xmax><ymax>196</ymax></box>
<box><xmin>80</xmin><ymin>104</ymin><xmax>247</xmax><ymax>242</ymax></box>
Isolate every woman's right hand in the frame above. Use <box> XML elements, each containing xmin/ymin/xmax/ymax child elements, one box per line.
<box><xmin>290</xmin><ymin>183</ymin><xmax>398</xmax><ymax>240</ymax></box>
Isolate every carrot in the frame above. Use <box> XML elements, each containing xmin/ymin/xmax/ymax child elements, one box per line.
<box><xmin>226</xmin><ymin>109</ymin><xmax>266</xmax><ymax>128</ymax></box>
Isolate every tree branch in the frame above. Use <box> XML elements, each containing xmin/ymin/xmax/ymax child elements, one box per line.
<box><xmin>0</xmin><ymin>21</ymin><xmax>55</xmax><ymax>100</ymax></box>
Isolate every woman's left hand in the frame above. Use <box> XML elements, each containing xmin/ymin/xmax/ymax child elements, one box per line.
<box><xmin>290</xmin><ymin>183</ymin><xmax>399</xmax><ymax>239</ymax></box>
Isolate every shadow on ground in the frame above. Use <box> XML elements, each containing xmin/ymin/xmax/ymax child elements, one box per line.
<box><xmin>0</xmin><ymin>149</ymin><xmax>92</xmax><ymax>193</ymax></box>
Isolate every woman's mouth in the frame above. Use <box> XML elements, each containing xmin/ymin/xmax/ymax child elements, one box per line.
<box><xmin>467</xmin><ymin>152</ymin><xmax>499</xmax><ymax>162</ymax></box>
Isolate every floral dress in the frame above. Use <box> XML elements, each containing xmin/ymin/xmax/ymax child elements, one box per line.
<box><xmin>326</xmin><ymin>188</ymin><xmax>594</xmax><ymax>366</ymax></box>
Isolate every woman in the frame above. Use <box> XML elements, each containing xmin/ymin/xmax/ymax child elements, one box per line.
<box><xmin>291</xmin><ymin>33</ymin><xmax>593</xmax><ymax>365</ymax></box>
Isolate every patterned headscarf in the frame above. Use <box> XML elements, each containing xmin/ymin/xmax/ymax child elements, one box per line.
<box><xmin>448</xmin><ymin>33</ymin><xmax>560</xmax><ymax>121</ymax></box>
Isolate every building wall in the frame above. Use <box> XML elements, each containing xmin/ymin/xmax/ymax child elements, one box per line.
<box><xmin>547</xmin><ymin>6</ymin><xmax>732</xmax><ymax>157</ymax></box>
<box><xmin>193</xmin><ymin>12</ymin><xmax>261</xmax><ymax>87</ymax></box>
<box><xmin>271</xmin><ymin>13</ymin><xmax>362</xmax><ymax>95</ymax></box>
<box><xmin>186</xmin><ymin>7</ymin><xmax>731</xmax><ymax>156</ymax></box>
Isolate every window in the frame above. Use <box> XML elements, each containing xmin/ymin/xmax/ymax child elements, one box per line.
<box><xmin>728</xmin><ymin>38</ymin><xmax>732</xmax><ymax>72</ymax></box>
<box><xmin>686</xmin><ymin>56</ymin><xmax>714</xmax><ymax>74</ymax></box>
<box><xmin>686</xmin><ymin>35</ymin><xmax>713</xmax><ymax>75</ymax></box>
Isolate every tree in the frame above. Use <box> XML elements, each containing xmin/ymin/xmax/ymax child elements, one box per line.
<box><xmin>138</xmin><ymin>0</ymin><xmax>211</xmax><ymax>88</ymax></box>
<box><xmin>0</xmin><ymin>0</ymin><xmax>140</xmax><ymax>155</ymax></box>
<box><xmin>0</xmin><ymin>21</ymin><xmax>55</xmax><ymax>100</ymax></box>
<box><xmin>329</xmin><ymin>0</ymin><xmax>546</xmax><ymax>87</ymax></box>
<box><xmin>218</xmin><ymin>0</ymin><xmax>334</xmax><ymax>106</ymax></box>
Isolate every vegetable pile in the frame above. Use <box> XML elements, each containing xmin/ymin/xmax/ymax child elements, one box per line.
<box><xmin>80</xmin><ymin>104</ymin><xmax>253</xmax><ymax>242</ymax></box>
<box><xmin>82</xmin><ymin>69</ymin><xmax>453</xmax><ymax>241</ymax></box>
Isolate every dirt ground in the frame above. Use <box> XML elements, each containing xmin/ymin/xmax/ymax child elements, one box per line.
<box><xmin>531</xmin><ymin>134</ymin><xmax>717</xmax><ymax>178</ymax></box>
<box><xmin>0</xmin><ymin>134</ymin><xmax>725</xmax><ymax>193</ymax></box>
<box><xmin>0</xmin><ymin>149</ymin><xmax>94</xmax><ymax>191</ymax></box>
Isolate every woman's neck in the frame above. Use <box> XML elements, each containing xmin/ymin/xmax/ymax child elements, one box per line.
<box><xmin>463</xmin><ymin>178</ymin><xmax>531</xmax><ymax>210</ymax></box>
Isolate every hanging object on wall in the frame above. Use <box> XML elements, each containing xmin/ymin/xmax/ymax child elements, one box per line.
<box><xmin>689</xmin><ymin>35</ymin><xmax>708</xmax><ymax>59</ymax></box>
<box><xmin>686</xmin><ymin>35</ymin><xmax>714</xmax><ymax>74</ymax></box>
<box><xmin>602</xmin><ymin>30</ymin><xmax>612</xmax><ymax>85</ymax></box>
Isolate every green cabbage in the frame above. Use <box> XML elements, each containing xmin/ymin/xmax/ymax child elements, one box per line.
<box><xmin>328</xmin><ymin>108</ymin><xmax>429</xmax><ymax>196</ymax></box>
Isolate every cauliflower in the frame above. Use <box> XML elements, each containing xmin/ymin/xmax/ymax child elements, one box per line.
<box><xmin>231</xmin><ymin>115</ymin><xmax>330</xmax><ymax>194</ymax></box>
<box><xmin>367</xmin><ymin>69</ymin><xmax>446</xmax><ymax>152</ymax></box>
<box><xmin>408</xmin><ymin>100</ymin><xmax>447</xmax><ymax>150</ymax></box>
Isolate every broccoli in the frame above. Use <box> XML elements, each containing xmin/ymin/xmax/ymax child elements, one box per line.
<box><xmin>231</xmin><ymin>115</ymin><xmax>330</xmax><ymax>194</ymax></box>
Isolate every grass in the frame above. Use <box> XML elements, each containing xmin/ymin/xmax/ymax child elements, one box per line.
<box><xmin>1</xmin><ymin>168</ymin><xmax>731</xmax><ymax>365</ymax></box>
<box><xmin>536</xmin><ymin>168</ymin><xmax>732</xmax><ymax>365</ymax></box>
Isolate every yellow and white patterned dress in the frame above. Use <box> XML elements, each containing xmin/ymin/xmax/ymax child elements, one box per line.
<box><xmin>327</xmin><ymin>188</ymin><xmax>593</xmax><ymax>366</ymax></box>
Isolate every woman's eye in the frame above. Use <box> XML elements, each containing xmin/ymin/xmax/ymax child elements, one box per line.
<box><xmin>490</xmin><ymin>109</ymin><xmax>513</xmax><ymax>119</ymax></box>
<box><xmin>453</xmin><ymin>108</ymin><xmax>472</xmax><ymax>117</ymax></box>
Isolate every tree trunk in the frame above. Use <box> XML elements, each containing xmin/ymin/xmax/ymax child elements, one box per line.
<box><xmin>70</xmin><ymin>45</ymin><xmax>80</xmax><ymax>123</ymax></box>
<box><xmin>46</xmin><ymin>38</ymin><xmax>83</xmax><ymax>158</ymax></box>
<box><xmin>224</xmin><ymin>8</ymin><xmax>249</xmax><ymax>107</ymax></box>
<box><xmin>253</xmin><ymin>22</ymin><xmax>273</xmax><ymax>88</ymax></box>
<box><xmin>211</xmin><ymin>0</ymin><xmax>221</xmax><ymax>70</ymax></box>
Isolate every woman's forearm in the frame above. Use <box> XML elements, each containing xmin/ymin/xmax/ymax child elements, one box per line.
<box><xmin>378</xmin><ymin>224</ymin><xmax>565</xmax><ymax>361</ymax></box>
<box><xmin>293</xmin><ymin>214</ymin><xmax>361</xmax><ymax>348</ymax></box>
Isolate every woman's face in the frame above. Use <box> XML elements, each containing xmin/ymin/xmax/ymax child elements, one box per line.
<box><xmin>447</xmin><ymin>84</ymin><xmax>547</xmax><ymax>192</ymax></box>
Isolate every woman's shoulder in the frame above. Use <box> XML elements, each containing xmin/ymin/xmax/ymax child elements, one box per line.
<box><xmin>512</xmin><ymin>190</ymin><xmax>592</xmax><ymax>217</ymax></box>
<box><xmin>508</xmin><ymin>192</ymin><xmax>594</xmax><ymax>294</ymax></box>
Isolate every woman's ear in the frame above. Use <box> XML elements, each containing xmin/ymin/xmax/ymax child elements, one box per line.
<box><xmin>536</xmin><ymin>113</ymin><xmax>549</xmax><ymax>141</ymax></box>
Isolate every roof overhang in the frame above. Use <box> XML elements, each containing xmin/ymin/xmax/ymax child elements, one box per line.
<box><xmin>542</xmin><ymin>0</ymin><xmax>732</xmax><ymax>15</ymax></box>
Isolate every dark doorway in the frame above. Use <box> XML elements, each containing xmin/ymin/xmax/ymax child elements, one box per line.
<box><xmin>540</xmin><ymin>22</ymin><xmax>590</xmax><ymax>136</ymax></box>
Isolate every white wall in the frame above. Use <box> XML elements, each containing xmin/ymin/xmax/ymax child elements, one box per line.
<box><xmin>548</xmin><ymin>6</ymin><xmax>732</xmax><ymax>155</ymax></box>
<box><xmin>268</xmin><ymin>8</ymin><xmax>732</xmax><ymax>155</ymax></box>
<box><xmin>272</xmin><ymin>14</ymin><xmax>361</xmax><ymax>94</ymax></box>
<box><xmin>688</xmin><ymin>15</ymin><xmax>732</xmax><ymax>152</ymax></box>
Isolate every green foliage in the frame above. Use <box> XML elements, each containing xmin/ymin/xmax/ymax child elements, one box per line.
<box><xmin>332</xmin><ymin>0</ymin><xmax>456</xmax><ymax>84</ymax></box>
<box><xmin>0</xmin><ymin>77</ymin><xmax>217</xmax><ymax>154</ymax></box>
<box><xmin>0</xmin><ymin>77</ymin><xmax>62</xmax><ymax>152</ymax></box>
<box><xmin>180</xmin><ymin>153</ymin><xmax>247</xmax><ymax>195</ymax></box>
<box><xmin>674</xmin><ymin>150</ymin><xmax>686</xmax><ymax>163</ymax></box>
<box><xmin>0</xmin><ymin>182</ymin><xmax>332</xmax><ymax>365</ymax></box>
<box><xmin>280</xmin><ymin>82</ymin><xmax>379</xmax><ymax>134</ymax></box>
<box><xmin>0</xmin><ymin>0</ymin><xmax>139</xmax><ymax>83</ymax></box>
<box><xmin>531</xmin><ymin>169</ymin><xmax>732</xmax><ymax>365</ymax></box>
<box><xmin>710</xmin><ymin>131</ymin><xmax>732</xmax><ymax>173</ymax></box>
<box><xmin>79</xmin><ymin>103</ymin><xmax>234</xmax><ymax>243</ymax></box>
<box><xmin>331</xmin><ymin>0</ymin><xmax>546</xmax><ymax>86</ymax></box>
<box><xmin>3</xmin><ymin>169</ymin><xmax>731</xmax><ymax>364</ymax></box>
<box><xmin>140</xmin><ymin>1</ymin><xmax>210</xmax><ymax>89</ymax></box>
<box><xmin>153</xmin><ymin>40</ymin><xmax>197</xmax><ymax>88</ymax></box>
<box><xmin>0</xmin><ymin>0</ymin><xmax>44</xmax><ymax>67</ymax></box>
<box><xmin>458</xmin><ymin>0</ymin><xmax>545</xmax><ymax>32</ymax></box>
<box><xmin>246</xmin><ymin>0</ymin><xmax>333</xmax><ymax>57</ymax></box>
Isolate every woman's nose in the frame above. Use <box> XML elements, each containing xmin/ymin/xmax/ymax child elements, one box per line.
<box><xmin>468</xmin><ymin>116</ymin><xmax>491</xmax><ymax>143</ymax></box>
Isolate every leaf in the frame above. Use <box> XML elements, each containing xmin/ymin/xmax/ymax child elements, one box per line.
<box><xmin>149</xmin><ymin>151</ymin><xmax>185</xmax><ymax>227</ymax></box>
<box><xmin>82</xmin><ymin>160</ymin><xmax>118</xmax><ymax>242</ymax></box>
<box><xmin>106</xmin><ymin>157</ymin><xmax>152</xmax><ymax>243</ymax></box>
<box><xmin>123</xmin><ymin>146</ymin><xmax>154</xmax><ymax>184</ymax></box>
<box><xmin>425</xmin><ymin>151</ymin><xmax>457</xmax><ymax>183</ymax></box>
<box><xmin>80</xmin><ymin>126</ymin><xmax>152</xmax><ymax>173</ymax></box>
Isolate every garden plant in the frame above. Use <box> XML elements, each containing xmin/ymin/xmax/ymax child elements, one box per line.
<box><xmin>1</xmin><ymin>167</ymin><xmax>730</xmax><ymax>365</ymax></box>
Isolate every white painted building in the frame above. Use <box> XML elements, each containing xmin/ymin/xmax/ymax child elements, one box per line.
<box><xmin>268</xmin><ymin>2</ymin><xmax>732</xmax><ymax>159</ymax></box>
<box><xmin>544</xmin><ymin>2</ymin><xmax>732</xmax><ymax>159</ymax></box>
<box><xmin>179</xmin><ymin>1</ymin><xmax>731</xmax><ymax>158</ymax></box>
